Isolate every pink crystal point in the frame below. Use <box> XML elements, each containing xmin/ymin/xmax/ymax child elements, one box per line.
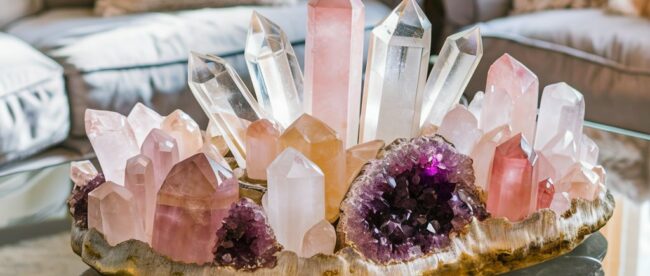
<box><xmin>305</xmin><ymin>0</ymin><xmax>365</xmax><ymax>147</ymax></box>
<box><xmin>485</xmin><ymin>54</ymin><xmax>539</xmax><ymax>143</ymax></box>
<box><xmin>301</xmin><ymin>219</ymin><xmax>336</xmax><ymax>257</ymax></box>
<box><xmin>550</xmin><ymin>191</ymin><xmax>571</xmax><ymax>214</ymax></box>
<box><xmin>245</xmin><ymin>119</ymin><xmax>281</xmax><ymax>180</ymax></box>
<box><xmin>161</xmin><ymin>110</ymin><xmax>203</xmax><ymax>160</ymax></box>
<box><xmin>534</xmin><ymin>82</ymin><xmax>584</xmax><ymax>151</ymax></box>
<box><xmin>580</xmin><ymin>134</ymin><xmax>599</xmax><ymax>167</ymax></box>
<box><xmin>437</xmin><ymin>105</ymin><xmax>482</xmax><ymax>154</ymax></box>
<box><xmin>559</xmin><ymin>163</ymin><xmax>599</xmax><ymax>200</ymax></box>
<box><xmin>125</xmin><ymin>154</ymin><xmax>154</xmax><ymax>242</ymax></box>
<box><xmin>479</xmin><ymin>87</ymin><xmax>512</xmax><ymax>133</ymax></box>
<box><xmin>140</xmin><ymin>129</ymin><xmax>180</xmax><ymax>190</ymax></box>
<box><xmin>88</xmin><ymin>181</ymin><xmax>145</xmax><ymax>245</ymax></box>
<box><xmin>70</xmin><ymin>160</ymin><xmax>98</xmax><ymax>188</ymax></box>
<box><xmin>151</xmin><ymin>153</ymin><xmax>238</xmax><ymax>265</ymax></box>
<box><xmin>542</xmin><ymin>131</ymin><xmax>579</xmax><ymax>178</ymax></box>
<box><xmin>127</xmin><ymin>103</ymin><xmax>164</xmax><ymax>147</ymax></box>
<box><xmin>468</xmin><ymin>91</ymin><xmax>484</xmax><ymax>121</ymax></box>
<box><xmin>85</xmin><ymin>109</ymin><xmax>139</xmax><ymax>185</ymax></box>
<box><xmin>470</xmin><ymin>125</ymin><xmax>512</xmax><ymax>191</ymax></box>
<box><xmin>536</xmin><ymin>178</ymin><xmax>555</xmax><ymax>210</ymax></box>
<box><xmin>486</xmin><ymin>133</ymin><xmax>536</xmax><ymax>221</ymax></box>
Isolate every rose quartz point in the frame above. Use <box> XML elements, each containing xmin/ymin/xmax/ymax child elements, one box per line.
<box><xmin>140</xmin><ymin>129</ymin><xmax>180</xmax><ymax>191</ymax></box>
<box><xmin>88</xmin><ymin>181</ymin><xmax>145</xmax><ymax>246</ymax></box>
<box><xmin>437</xmin><ymin>105</ymin><xmax>482</xmax><ymax>154</ymax></box>
<box><xmin>125</xmin><ymin>154</ymin><xmax>155</xmax><ymax>242</ymax></box>
<box><xmin>536</xmin><ymin>178</ymin><xmax>555</xmax><ymax>210</ymax></box>
<box><xmin>127</xmin><ymin>103</ymin><xmax>164</xmax><ymax>147</ymax></box>
<box><xmin>550</xmin><ymin>191</ymin><xmax>571</xmax><ymax>214</ymax></box>
<box><xmin>470</xmin><ymin>125</ymin><xmax>512</xmax><ymax>191</ymax></box>
<box><xmin>245</xmin><ymin>119</ymin><xmax>282</xmax><ymax>180</ymax></box>
<box><xmin>301</xmin><ymin>219</ymin><xmax>336</xmax><ymax>258</ymax></box>
<box><xmin>70</xmin><ymin>160</ymin><xmax>98</xmax><ymax>188</ymax></box>
<box><xmin>161</xmin><ymin>110</ymin><xmax>203</xmax><ymax>160</ymax></box>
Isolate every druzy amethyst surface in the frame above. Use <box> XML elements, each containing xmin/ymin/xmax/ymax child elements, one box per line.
<box><xmin>67</xmin><ymin>173</ymin><xmax>105</xmax><ymax>228</ymax></box>
<box><xmin>213</xmin><ymin>198</ymin><xmax>282</xmax><ymax>271</ymax></box>
<box><xmin>340</xmin><ymin>135</ymin><xmax>488</xmax><ymax>263</ymax></box>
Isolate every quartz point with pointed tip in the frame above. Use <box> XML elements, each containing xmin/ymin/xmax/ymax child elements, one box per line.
<box><xmin>550</xmin><ymin>191</ymin><xmax>571</xmax><ymax>214</ymax></box>
<box><xmin>301</xmin><ymin>219</ymin><xmax>336</xmax><ymax>257</ymax></box>
<box><xmin>470</xmin><ymin>125</ymin><xmax>512</xmax><ymax>191</ymax></box>
<box><xmin>88</xmin><ymin>181</ymin><xmax>145</xmax><ymax>245</ymax></box>
<box><xmin>161</xmin><ymin>110</ymin><xmax>203</xmax><ymax>160</ymax></box>
<box><xmin>359</xmin><ymin>0</ymin><xmax>432</xmax><ymax>143</ymax></box>
<box><xmin>487</xmin><ymin>134</ymin><xmax>537</xmax><ymax>221</ymax></box>
<box><xmin>534</xmin><ymin>82</ymin><xmax>585</xmax><ymax>151</ymax></box>
<box><xmin>279</xmin><ymin>114</ymin><xmax>345</xmax><ymax>222</ymax></box>
<box><xmin>560</xmin><ymin>163</ymin><xmax>599</xmax><ymax>200</ymax></box>
<box><xmin>420</xmin><ymin>26</ymin><xmax>483</xmax><ymax>127</ymax></box>
<box><xmin>125</xmin><ymin>154</ymin><xmax>154</xmax><ymax>242</ymax></box>
<box><xmin>85</xmin><ymin>109</ymin><xmax>139</xmax><ymax>185</ymax></box>
<box><xmin>127</xmin><ymin>103</ymin><xmax>163</xmax><ymax>147</ymax></box>
<box><xmin>305</xmin><ymin>0</ymin><xmax>365</xmax><ymax>147</ymax></box>
<box><xmin>188</xmin><ymin>52</ymin><xmax>265</xmax><ymax>169</ymax></box>
<box><xmin>580</xmin><ymin>134</ymin><xmax>599</xmax><ymax>167</ymax></box>
<box><xmin>537</xmin><ymin>178</ymin><xmax>555</xmax><ymax>210</ymax></box>
<box><xmin>246</xmin><ymin>119</ymin><xmax>281</xmax><ymax>180</ymax></box>
<box><xmin>152</xmin><ymin>153</ymin><xmax>239</xmax><ymax>265</ymax></box>
<box><xmin>140</xmin><ymin>129</ymin><xmax>179</xmax><ymax>190</ymax></box>
<box><xmin>345</xmin><ymin>139</ymin><xmax>385</xmax><ymax>187</ymax></box>
<box><xmin>245</xmin><ymin>12</ymin><xmax>303</xmax><ymax>128</ymax></box>
<box><xmin>485</xmin><ymin>54</ymin><xmax>539</xmax><ymax>143</ymax></box>
<box><xmin>70</xmin><ymin>160</ymin><xmax>98</xmax><ymax>188</ymax></box>
<box><xmin>266</xmin><ymin>148</ymin><xmax>326</xmax><ymax>256</ymax></box>
<box><xmin>468</xmin><ymin>91</ymin><xmax>484</xmax><ymax>121</ymax></box>
<box><xmin>437</xmin><ymin>105</ymin><xmax>482</xmax><ymax>154</ymax></box>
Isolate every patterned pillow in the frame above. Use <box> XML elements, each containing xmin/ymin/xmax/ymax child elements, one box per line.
<box><xmin>512</xmin><ymin>0</ymin><xmax>608</xmax><ymax>14</ymax></box>
<box><xmin>95</xmin><ymin>0</ymin><xmax>298</xmax><ymax>17</ymax></box>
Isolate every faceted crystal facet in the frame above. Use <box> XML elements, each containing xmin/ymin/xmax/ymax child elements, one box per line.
<box><xmin>359</xmin><ymin>0</ymin><xmax>432</xmax><ymax>143</ymax></box>
<box><xmin>245</xmin><ymin>119</ymin><xmax>281</xmax><ymax>180</ymax></box>
<box><xmin>266</xmin><ymin>148</ymin><xmax>325</xmax><ymax>256</ymax></box>
<box><xmin>161</xmin><ymin>110</ymin><xmax>203</xmax><ymax>160</ymax></box>
<box><xmin>469</xmin><ymin>125</ymin><xmax>512</xmax><ymax>191</ymax></box>
<box><xmin>420</xmin><ymin>26</ymin><xmax>483</xmax><ymax>127</ymax></box>
<box><xmin>124</xmin><ymin>154</ymin><xmax>154</xmax><ymax>242</ymax></box>
<box><xmin>468</xmin><ymin>91</ymin><xmax>484</xmax><ymax>121</ymax></box>
<box><xmin>580</xmin><ymin>134</ymin><xmax>599</xmax><ymax>167</ymax></box>
<box><xmin>485</xmin><ymin>54</ymin><xmax>539</xmax><ymax>143</ymax></box>
<box><xmin>305</xmin><ymin>0</ymin><xmax>365</xmax><ymax>147</ymax></box>
<box><xmin>542</xmin><ymin>132</ymin><xmax>579</xmax><ymax>178</ymax></box>
<box><xmin>88</xmin><ymin>181</ymin><xmax>145</xmax><ymax>245</ymax></box>
<box><xmin>279</xmin><ymin>114</ymin><xmax>345</xmax><ymax>222</ymax></box>
<box><xmin>550</xmin><ymin>191</ymin><xmax>571</xmax><ymax>214</ymax></box>
<box><xmin>479</xmin><ymin>87</ymin><xmax>513</xmax><ymax>133</ymax></box>
<box><xmin>436</xmin><ymin>105</ymin><xmax>482</xmax><ymax>154</ymax></box>
<box><xmin>152</xmin><ymin>153</ymin><xmax>239</xmax><ymax>265</ymax></box>
<box><xmin>127</xmin><ymin>103</ymin><xmax>163</xmax><ymax>147</ymax></box>
<box><xmin>345</xmin><ymin>139</ymin><xmax>385</xmax><ymax>187</ymax></box>
<box><xmin>140</xmin><ymin>129</ymin><xmax>180</xmax><ymax>190</ymax></box>
<box><xmin>559</xmin><ymin>163</ymin><xmax>599</xmax><ymax>200</ymax></box>
<box><xmin>537</xmin><ymin>178</ymin><xmax>555</xmax><ymax>210</ymax></box>
<box><xmin>301</xmin><ymin>219</ymin><xmax>336</xmax><ymax>258</ymax></box>
<box><xmin>487</xmin><ymin>134</ymin><xmax>537</xmax><ymax>221</ymax></box>
<box><xmin>533</xmin><ymin>152</ymin><xmax>559</xmax><ymax>185</ymax></box>
<box><xmin>188</xmin><ymin>52</ymin><xmax>265</xmax><ymax>169</ymax></box>
<box><xmin>534</xmin><ymin>82</ymin><xmax>585</xmax><ymax>151</ymax></box>
<box><xmin>85</xmin><ymin>109</ymin><xmax>139</xmax><ymax>185</ymax></box>
<box><xmin>245</xmin><ymin>12</ymin><xmax>303</xmax><ymax>127</ymax></box>
<box><xmin>70</xmin><ymin>160</ymin><xmax>98</xmax><ymax>188</ymax></box>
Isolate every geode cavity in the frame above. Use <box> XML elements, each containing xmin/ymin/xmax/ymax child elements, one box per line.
<box><xmin>67</xmin><ymin>173</ymin><xmax>105</xmax><ymax>228</ymax></box>
<box><xmin>339</xmin><ymin>135</ymin><xmax>488</xmax><ymax>263</ymax></box>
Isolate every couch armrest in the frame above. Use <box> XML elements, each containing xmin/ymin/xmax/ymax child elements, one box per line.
<box><xmin>443</xmin><ymin>0</ymin><xmax>511</xmax><ymax>28</ymax></box>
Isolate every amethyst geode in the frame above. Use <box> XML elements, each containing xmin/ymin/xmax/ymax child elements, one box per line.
<box><xmin>213</xmin><ymin>198</ymin><xmax>282</xmax><ymax>271</ymax></box>
<box><xmin>67</xmin><ymin>173</ymin><xmax>105</xmax><ymax>229</ymax></box>
<box><xmin>339</xmin><ymin>135</ymin><xmax>488</xmax><ymax>263</ymax></box>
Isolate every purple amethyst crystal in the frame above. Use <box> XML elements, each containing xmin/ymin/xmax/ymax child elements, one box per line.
<box><xmin>213</xmin><ymin>198</ymin><xmax>282</xmax><ymax>271</ymax></box>
<box><xmin>339</xmin><ymin>135</ymin><xmax>488</xmax><ymax>263</ymax></box>
<box><xmin>67</xmin><ymin>173</ymin><xmax>105</xmax><ymax>229</ymax></box>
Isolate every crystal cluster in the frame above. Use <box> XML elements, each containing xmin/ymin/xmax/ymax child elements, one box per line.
<box><xmin>340</xmin><ymin>136</ymin><xmax>488</xmax><ymax>263</ymax></box>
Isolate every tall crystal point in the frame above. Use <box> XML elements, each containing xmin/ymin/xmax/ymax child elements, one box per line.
<box><xmin>188</xmin><ymin>52</ymin><xmax>265</xmax><ymax>169</ymax></box>
<box><xmin>245</xmin><ymin>12</ymin><xmax>304</xmax><ymax>128</ymax></box>
<box><xmin>534</xmin><ymin>82</ymin><xmax>585</xmax><ymax>151</ymax></box>
<box><xmin>304</xmin><ymin>0</ymin><xmax>365</xmax><ymax>147</ymax></box>
<box><xmin>420</xmin><ymin>26</ymin><xmax>483</xmax><ymax>127</ymax></box>
<box><xmin>359</xmin><ymin>0</ymin><xmax>432</xmax><ymax>143</ymax></box>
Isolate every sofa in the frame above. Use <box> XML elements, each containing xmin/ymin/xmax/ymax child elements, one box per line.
<box><xmin>0</xmin><ymin>0</ymin><xmax>393</xmax><ymax>176</ymax></box>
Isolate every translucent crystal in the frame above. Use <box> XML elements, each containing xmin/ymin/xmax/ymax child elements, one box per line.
<box><xmin>140</xmin><ymin>129</ymin><xmax>179</xmax><ymax>190</ymax></box>
<box><xmin>305</xmin><ymin>0</ymin><xmax>365</xmax><ymax>147</ymax></box>
<box><xmin>161</xmin><ymin>110</ymin><xmax>203</xmax><ymax>160</ymax></box>
<box><xmin>542</xmin><ymin>131</ymin><xmax>579</xmax><ymax>178</ymax></box>
<box><xmin>188</xmin><ymin>52</ymin><xmax>265</xmax><ymax>169</ymax></box>
<box><xmin>467</xmin><ymin>91</ymin><xmax>484</xmax><ymax>121</ymax></box>
<box><xmin>301</xmin><ymin>219</ymin><xmax>336</xmax><ymax>257</ymax></box>
<box><xmin>470</xmin><ymin>125</ymin><xmax>512</xmax><ymax>191</ymax></box>
<box><xmin>559</xmin><ymin>163</ymin><xmax>599</xmax><ymax>200</ymax></box>
<box><xmin>266</xmin><ymin>148</ymin><xmax>325</xmax><ymax>256</ymax></box>
<box><xmin>124</xmin><ymin>154</ymin><xmax>154</xmax><ymax>242</ymax></box>
<box><xmin>245</xmin><ymin>12</ymin><xmax>303</xmax><ymax>128</ymax></box>
<box><xmin>345</xmin><ymin>139</ymin><xmax>384</xmax><ymax>187</ymax></box>
<box><xmin>534</xmin><ymin>82</ymin><xmax>585</xmax><ymax>151</ymax></box>
<box><xmin>479</xmin><ymin>87</ymin><xmax>512</xmax><ymax>133</ymax></box>
<box><xmin>537</xmin><ymin>178</ymin><xmax>555</xmax><ymax>210</ymax></box>
<box><xmin>88</xmin><ymin>181</ymin><xmax>145</xmax><ymax>245</ymax></box>
<box><xmin>550</xmin><ymin>191</ymin><xmax>571</xmax><ymax>214</ymax></box>
<box><xmin>127</xmin><ymin>103</ymin><xmax>163</xmax><ymax>147</ymax></box>
<box><xmin>245</xmin><ymin>119</ymin><xmax>281</xmax><ymax>180</ymax></box>
<box><xmin>70</xmin><ymin>160</ymin><xmax>98</xmax><ymax>188</ymax></box>
<box><xmin>436</xmin><ymin>105</ymin><xmax>482</xmax><ymax>154</ymax></box>
<box><xmin>580</xmin><ymin>134</ymin><xmax>599</xmax><ymax>167</ymax></box>
<box><xmin>420</xmin><ymin>26</ymin><xmax>483</xmax><ymax>127</ymax></box>
<box><xmin>359</xmin><ymin>0</ymin><xmax>432</xmax><ymax>143</ymax></box>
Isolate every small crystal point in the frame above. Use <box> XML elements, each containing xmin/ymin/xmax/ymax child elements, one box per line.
<box><xmin>161</xmin><ymin>110</ymin><xmax>203</xmax><ymax>160</ymax></box>
<box><xmin>85</xmin><ymin>109</ymin><xmax>139</xmax><ymax>185</ymax></box>
<box><xmin>245</xmin><ymin>119</ymin><xmax>282</xmax><ymax>180</ymax></box>
<box><xmin>245</xmin><ymin>12</ymin><xmax>303</xmax><ymax>128</ymax></box>
<box><xmin>470</xmin><ymin>125</ymin><xmax>512</xmax><ymax>191</ymax></box>
<box><xmin>70</xmin><ymin>160</ymin><xmax>98</xmax><ymax>188</ymax></box>
<box><xmin>468</xmin><ymin>91</ymin><xmax>484</xmax><ymax>121</ymax></box>
<box><xmin>301</xmin><ymin>219</ymin><xmax>336</xmax><ymax>257</ymax></box>
<box><xmin>124</xmin><ymin>154</ymin><xmax>154</xmax><ymax>242</ymax></box>
<box><xmin>359</xmin><ymin>0</ymin><xmax>431</xmax><ymax>143</ymax></box>
<box><xmin>436</xmin><ymin>105</ymin><xmax>482</xmax><ymax>154</ymax></box>
<box><xmin>188</xmin><ymin>52</ymin><xmax>265</xmax><ymax>169</ymax></box>
<box><xmin>127</xmin><ymin>103</ymin><xmax>163</xmax><ymax>147</ymax></box>
<box><xmin>559</xmin><ymin>163</ymin><xmax>599</xmax><ymax>200</ymax></box>
<box><xmin>345</xmin><ymin>139</ymin><xmax>385</xmax><ymax>187</ymax></box>
<box><xmin>266</xmin><ymin>148</ymin><xmax>326</xmax><ymax>255</ymax></box>
<box><xmin>550</xmin><ymin>191</ymin><xmax>571</xmax><ymax>214</ymax></box>
<box><xmin>534</xmin><ymin>82</ymin><xmax>585</xmax><ymax>151</ymax></box>
<box><xmin>420</xmin><ymin>26</ymin><xmax>483</xmax><ymax>127</ymax></box>
<box><xmin>140</xmin><ymin>129</ymin><xmax>179</xmax><ymax>190</ymax></box>
<box><xmin>536</xmin><ymin>178</ymin><xmax>555</xmax><ymax>210</ymax></box>
<box><xmin>580</xmin><ymin>134</ymin><xmax>599</xmax><ymax>167</ymax></box>
<box><xmin>88</xmin><ymin>181</ymin><xmax>145</xmax><ymax>245</ymax></box>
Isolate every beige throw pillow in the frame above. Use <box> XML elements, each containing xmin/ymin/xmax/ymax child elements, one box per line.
<box><xmin>512</xmin><ymin>0</ymin><xmax>607</xmax><ymax>14</ymax></box>
<box><xmin>607</xmin><ymin>0</ymin><xmax>650</xmax><ymax>17</ymax></box>
<box><xmin>96</xmin><ymin>0</ymin><xmax>298</xmax><ymax>17</ymax></box>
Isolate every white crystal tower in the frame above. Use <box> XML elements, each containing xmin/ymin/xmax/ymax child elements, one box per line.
<box><xmin>534</xmin><ymin>82</ymin><xmax>585</xmax><ymax>151</ymax></box>
<box><xmin>360</xmin><ymin>0</ymin><xmax>432</xmax><ymax>143</ymax></box>
<box><xmin>188</xmin><ymin>52</ymin><xmax>266</xmax><ymax>168</ymax></box>
<box><xmin>420</xmin><ymin>26</ymin><xmax>483</xmax><ymax>127</ymax></box>
<box><xmin>245</xmin><ymin>12</ymin><xmax>304</xmax><ymax>128</ymax></box>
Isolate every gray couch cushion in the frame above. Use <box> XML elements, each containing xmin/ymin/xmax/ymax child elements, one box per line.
<box><xmin>465</xmin><ymin>9</ymin><xmax>650</xmax><ymax>134</ymax></box>
<box><xmin>8</xmin><ymin>1</ymin><xmax>391</xmax><ymax>137</ymax></box>
<box><xmin>0</xmin><ymin>33</ymin><xmax>69</xmax><ymax>166</ymax></box>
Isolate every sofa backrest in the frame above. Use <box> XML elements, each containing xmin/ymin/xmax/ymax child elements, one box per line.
<box><xmin>0</xmin><ymin>0</ymin><xmax>43</xmax><ymax>29</ymax></box>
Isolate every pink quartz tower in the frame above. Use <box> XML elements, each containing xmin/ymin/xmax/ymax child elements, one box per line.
<box><xmin>304</xmin><ymin>0</ymin><xmax>365</xmax><ymax>146</ymax></box>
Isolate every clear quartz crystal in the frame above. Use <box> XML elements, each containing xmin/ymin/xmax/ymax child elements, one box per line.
<box><xmin>188</xmin><ymin>52</ymin><xmax>266</xmax><ymax>169</ymax></box>
<box><xmin>245</xmin><ymin>12</ymin><xmax>304</xmax><ymax>128</ymax></box>
<box><xmin>534</xmin><ymin>82</ymin><xmax>585</xmax><ymax>151</ymax></box>
<box><xmin>359</xmin><ymin>0</ymin><xmax>431</xmax><ymax>143</ymax></box>
<box><xmin>420</xmin><ymin>26</ymin><xmax>483</xmax><ymax>127</ymax></box>
<box><xmin>127</xmin><ymin>103</ymin><xmax>163</xmax><ymax>147</ymax></box>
